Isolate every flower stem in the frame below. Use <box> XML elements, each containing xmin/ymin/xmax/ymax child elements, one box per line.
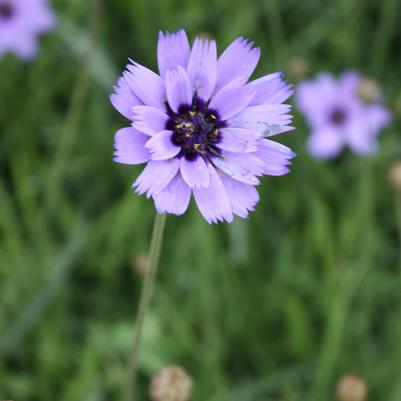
<box><xmin>125</xmin><ymin>213</ymin><xmax>167</xmax><ymax>401</ymax></box>
<box><xmin>394</xmin><ymin>190</ymin><xmax>401</xmax><ymax>270</ymax></box>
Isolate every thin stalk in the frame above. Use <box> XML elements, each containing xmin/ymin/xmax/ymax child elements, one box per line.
<box><xmin>125</xmin><ymin>213</ymin><xmax>167</xmax><ymax>401</ymax></box>
<box><xmin>394</xmin><ymin>190</ymin><xmax>401</xmax><ymax>271</ymax></box>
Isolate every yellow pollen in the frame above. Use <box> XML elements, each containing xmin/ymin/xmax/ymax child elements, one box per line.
<box><xmin>193</xmin><ymin>143</ymin><xmax>201</xmax><ymax>150</ymax></box>
<box><xmin>189</xmin><ymin>111</ymin><xmax>196</xmax><ymax>117</ymax></box>
<box><xmin>210</xmin><ymin>114</ymin><xmax>217</xmax><ymax>120</ymax></box>
<box><xmin>185</xmin><ymin>133</ymin><xmax>191</xmax><ymax>138</ymax></box>
<box><xmin>176</xmin><ymin>123</ymin><xmax>185</xmax><ymax>129</ymax></box>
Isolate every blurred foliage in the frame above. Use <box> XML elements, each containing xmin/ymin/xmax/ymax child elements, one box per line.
<box><xmin>1</xmin><ymin>0</ymin><xmax>401</xmax><ymax>400</ymax></box>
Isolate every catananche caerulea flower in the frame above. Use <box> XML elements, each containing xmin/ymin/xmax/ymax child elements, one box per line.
<box><xmin>111</xmin><ymin>30</ymin><xmax>295</xmax><ymax>223</ymax></box>
<box><xmin>0</xmin><ymin>0</ymin><xmax>55</xmax><ymax>60</ymax></box>
<box><xmin>296</xmin><ymin>71</ymin><xmax>391</xmax><ymax>159</ymax></box>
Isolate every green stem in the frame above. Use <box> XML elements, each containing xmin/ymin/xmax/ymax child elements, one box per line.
<box><xmin>394</xmin><ymin>190</ymin><xmax>401</xmax><ymax>271</ymax></box>
<box><xmin>125</xmin><ymin>213</ymin><xmax>167</xmax><ymax>401</ymax></box>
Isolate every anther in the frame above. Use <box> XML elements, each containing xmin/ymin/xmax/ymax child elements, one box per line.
<box><xmin>166</xmin><ymin>98</ymin><xmax>225</xmax><ymax>161</ymax></box>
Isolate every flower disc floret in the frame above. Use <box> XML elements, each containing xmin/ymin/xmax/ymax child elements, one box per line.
<box><xmin>166</xmin><ymin>96</ymin><xmax>226</xmax><ymax>161</ymax></box>
<box><xmin>0</xmin><ymin>1</ymin><xmax>14</xmax><ymax>20</ymax></box>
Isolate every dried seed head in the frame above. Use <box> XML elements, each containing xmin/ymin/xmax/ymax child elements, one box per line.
<box><xmin>358</xmin><ymin>78</ymin><xmax>382</xmax><ymax>103</ymax></box>
<box><xmin>196</xmin><ymin>32</ymin><xmax>212</xmax><ymax>40</ymax></box>
<box><xmin>287</xmin><ymin>57</ymin><xmax>309</xmax><ymax>80</ymax></box>
<box><xmin>336</xmin><ymin>374</ymin><xmax>368</xmax><ymax>401</ymax></box>
<box><xmin>132</xmin><ymin>253</ymin><xmax>149</xmax><ymax>275</ymax></box>
<box><xmin>389</xmin><ymin>160</ymin><xmax>401</xmax><ymax>192</ymax></box>
<box><xmin>150</xmin><ymin>365</ymin><xmax>193</xmax><ymax>401</ymax></box>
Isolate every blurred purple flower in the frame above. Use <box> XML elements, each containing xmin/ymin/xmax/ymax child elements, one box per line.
<box><xmin>0</xmin><ymin>0</ymin><xmax>55</xmax><ymax>60</ymax></box>
<box><xmin>296</xmin><ymin>71</ymin><xmax>391</xmax><ymax>159</ymax></box>
<box><xmin>111</xmin><ymin>29</ymin><xmax>295</xmax><ymax>224</ymax></box>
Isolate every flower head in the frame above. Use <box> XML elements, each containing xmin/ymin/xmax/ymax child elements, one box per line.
<box><xmin>296</xmin><ymin>71</ymin><xmax>391</xmax><ymax>159</ymax></box>
<box><xmin>111</xmin><ymin>29</ymin><xmax>295</xmax><ymax>223</ymax></box>
<box><xmin>0</xmin><ymin>0</ymin><xmax>56</xmax><ymax>60</ymax></box>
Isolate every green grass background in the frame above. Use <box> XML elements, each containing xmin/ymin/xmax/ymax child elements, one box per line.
<box><xmin>1</xmin><ymin>0</ymin><xmax>401</xmax><ymax>400</ymax></box>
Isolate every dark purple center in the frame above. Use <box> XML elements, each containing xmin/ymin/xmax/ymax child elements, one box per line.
<box><xmin>166</xmin><ymin>96</ymin><xmax>226</xmax><ymax>161</ymax></box>
<box><xmin>0</xmin><ymin>1</ymin><xmax>14</xmax><ymax>20</ymax></box>
<box><xmin>329</xmin><ymin>107</ymin><xmax>347</xmax><ymax>126</ymax></box>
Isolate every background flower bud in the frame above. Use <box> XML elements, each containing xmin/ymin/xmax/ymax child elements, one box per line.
<box><xmin>358</xmin><ymin>78</ymin><xmax>382</xmax><ymax>103</ymax></box>
<box><xmin>150</xmin><ymin>365</ymin><xmax>193</xmax><ymax>401</ymax></box>
<box><xmin>287</xmin><ymin>57</ymin><xmax>309</xmax><ymax>80</ymax></box>
<box><xmin>389</xmin><ymin>160</ymin><xmax>401</xmax><ymax>192</ymax></box>
<box><xmin>132</xmin><ymin>253</ymin><xmax>149</xmax><ymax>275</ymax></box>
<box><xmin>336</xmin><ymin>374</ymin><xmax>368</xmax><ymax>401</ymax></box>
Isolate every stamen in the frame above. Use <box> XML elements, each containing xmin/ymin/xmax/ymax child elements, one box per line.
<box><xmin>166</xmin><ymin>97</ymin><xmax>226</xmax><ymax>161</ymax></box>
<box><xmin>207</xmin><ymin>146</ymin><xmax>223</xmax><ymax>158</ymax></box>
<box><xmin>210</xmin><ymin>129</ymin><xmax>218</xmax><ymax>138</ymax></box>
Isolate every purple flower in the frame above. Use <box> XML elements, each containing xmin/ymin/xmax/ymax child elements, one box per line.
<box><xmin>0</xmin><ymin>0</ymin><xmax>56</xmax><ymax>60</ymax></box>
<box><xmin>111</xmin><ymin>30</ymin><xmax>295</xmax><ymax>223</ymax></box>
<box><xmin>296</xmin><ymin>71</ymin><xmax>391</xmax><ymax>159</ymax></box>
